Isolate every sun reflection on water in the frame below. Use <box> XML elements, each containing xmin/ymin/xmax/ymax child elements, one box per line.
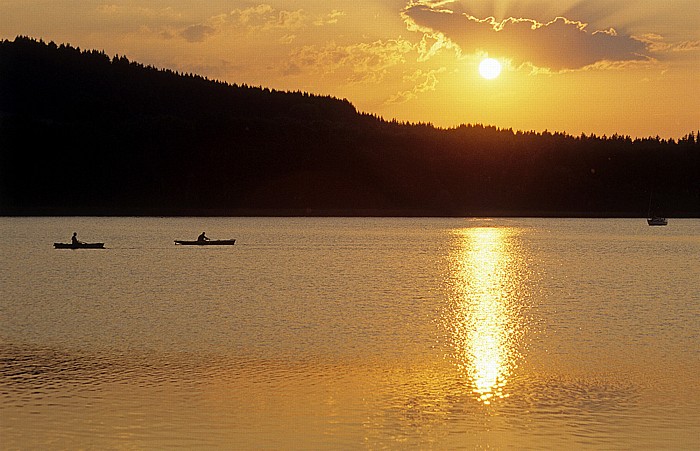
<box><xmin>446</xmin><ymin>227</ymin><xmax>526</xmax><ymax>405</ymax></box>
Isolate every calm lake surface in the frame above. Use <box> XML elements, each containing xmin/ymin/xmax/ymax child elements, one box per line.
<box><xmin>1</xmin><ymin>217</ymin><xmax>698</xmax><ymax>449</ymax></box>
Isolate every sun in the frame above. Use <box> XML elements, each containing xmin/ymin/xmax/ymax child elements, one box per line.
<box><xmin>479</xmin><ymin>58</ymin><xmax>502</xmax><ymax>80</ymax></box>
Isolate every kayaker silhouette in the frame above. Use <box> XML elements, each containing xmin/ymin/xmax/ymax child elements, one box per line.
<box><xmin>71</xmin><ymin>232</ymin><xmax>83</xmax><ymax>245</ymax></box>
<box><xmin>197</xmin><ymin>232</ymin><xmax>210</xmax><ymax>242</ymax></box>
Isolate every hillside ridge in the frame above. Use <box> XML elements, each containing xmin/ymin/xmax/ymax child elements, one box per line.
<box><xmin>1</xmin><ymin>36</ymin><xmax>698</xmax><ymax>217</ymax></box>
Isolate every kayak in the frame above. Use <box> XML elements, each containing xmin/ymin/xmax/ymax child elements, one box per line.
<box><xmin>174</xmin><ymin>239</ymin><xmax>236</xmax><ymax>246</ymax></box>
<box><xmin>54</xmin><ymin>242</ymin><xmax>105</xmax><ymax>249</ymax></box>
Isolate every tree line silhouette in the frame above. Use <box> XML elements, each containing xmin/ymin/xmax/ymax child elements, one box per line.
<box><xmin>1</xmin><ymin>36</ymin><xmax>698</xmax><ymax>216</ymax></box>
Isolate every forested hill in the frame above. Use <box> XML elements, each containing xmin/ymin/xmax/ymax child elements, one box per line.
<box><xmin>1</xmin><ymin>36</ymin><xmax>698</xmax><ymax>217</ymax></box>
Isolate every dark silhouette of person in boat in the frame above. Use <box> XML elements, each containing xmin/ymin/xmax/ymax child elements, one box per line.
<box><xmin>71</xmin><ymin>232</ymin><xmax>83</xmax><ymax>245</ymax></box>
<box><xmin>197</xmin><ymin>232</ymin><xmax>210</xmax><ymax>242</ymax></box>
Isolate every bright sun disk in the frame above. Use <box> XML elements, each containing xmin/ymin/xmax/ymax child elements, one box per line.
<box><xmin>479</xmin><ymin>58</ymin><xmax>502</xmax><ymax>80</ymax></box>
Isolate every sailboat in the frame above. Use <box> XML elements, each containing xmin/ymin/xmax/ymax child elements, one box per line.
<box><xmin>647</xmin><ymin>217</ymin><xmax>668</xmax><ymax>226</ymax></box>
<box><xmin>647</xmin><ymin>191</ymin><xmax>667</xmax><ymax>226</ymax></box>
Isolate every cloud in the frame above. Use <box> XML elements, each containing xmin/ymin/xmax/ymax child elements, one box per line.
<box><xmin>386</xmin><ymin>67</ymin><xmax>447</xmax><ymax>104</ymax></box>
<box><xmin>637</xmin><ymin>34</ymin><xmax>700</xmax><ymax>53</ymax></box>
<box><xmin>228</xmin><ymin>4</ymin><xmax>306</xmax><ymax>31</ymax></box>
<box><xmin>279</xmin><ymin>34</ymin><xmax>297</xmax><ymax>45</ymax></box>
<box><xmin>401</xmin><ymin>3</ymin><xmax>653</xmax><ymax>71</ymax></box>
<box><xmin>233</xmin><ymin>4</ymin><xmax>274</xmax><ymax>24</ymax></box>
<box><xmin>314</xmin><ymin>10</ymin><xmax>346</xmax><ymax>26</ymax></box>
<box><xmin>285</xmin><ymin>39</ymin><xmax>415</xmax><ymax>83</ymax></box>
<box><xmin>173</xmin><ymin>4</ymin><xmax>308</xmax><ymax>44</ymax></box>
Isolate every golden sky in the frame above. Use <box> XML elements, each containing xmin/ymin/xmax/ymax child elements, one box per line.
<box><xmin>2</xmin><ymin>1</ymin><xmax>698</xmax><ymax>138</ymax></box>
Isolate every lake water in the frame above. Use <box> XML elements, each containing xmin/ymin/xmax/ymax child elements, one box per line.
<box><xmin>0</xmin><ymin>217</ymin><xmax>698</xmax><ymax>449</ymax></box>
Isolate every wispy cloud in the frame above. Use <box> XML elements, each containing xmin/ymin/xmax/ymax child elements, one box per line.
<box><xmin>166</xmin><ymin>4</ymin><xmax>309</xmax><ymax>43</ymax></box>
<box><xmin>284</xmin><ymin>39</ymin><xmax>415</xmax><ymax>83</ymax></box>
<box><xmin>386</xmin><ymin>67</ymin><xmax>446</xmax><ymax>104</ymax></box>
<box><xmin>314</xmin><ymin>10</ymin><xmax>346</xmax><ymax>26</ymax></box>
<box><xmin>637</xmin><ymin>33</ymin><xmax>700</xmax><ymax>53</ymax></box>
<box><xmin>227</xmin><ymin>4</ymin><xmax>306</xmax><ymax>32</ymax></box>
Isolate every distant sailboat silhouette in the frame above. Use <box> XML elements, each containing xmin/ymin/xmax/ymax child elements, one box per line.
<box><xmin>647</xmin><ymin>191</ymin><xmax>667</xmax><ymax>226</ymax></box>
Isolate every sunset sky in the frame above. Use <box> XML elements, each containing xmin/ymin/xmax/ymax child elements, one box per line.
<box><xmin>2</xmin><ymin>1</ymin><xmax>698</xmax><ymax>138</ymax></box>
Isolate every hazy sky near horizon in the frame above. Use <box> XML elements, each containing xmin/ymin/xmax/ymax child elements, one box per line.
<box><xmin>2</xmin><ymin>1</ymin><xmax>698</xmax><ymax>138</ymax></box>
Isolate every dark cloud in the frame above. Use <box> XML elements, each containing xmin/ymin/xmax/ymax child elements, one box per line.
<box><xmin>180</xmin><ymin>24</ymin><xmax>215</xmax><ymax>43</ymax></box>
<box><xmin>402</xmin><ymin>4</ymin><xmax>651</xmax><ymax>71</ymax></box>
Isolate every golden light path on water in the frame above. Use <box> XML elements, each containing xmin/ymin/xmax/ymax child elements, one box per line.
<box><xmin>447</xmin><ymin>227</ymin><xmax>527</xmax><ymax>405</ymax></box>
